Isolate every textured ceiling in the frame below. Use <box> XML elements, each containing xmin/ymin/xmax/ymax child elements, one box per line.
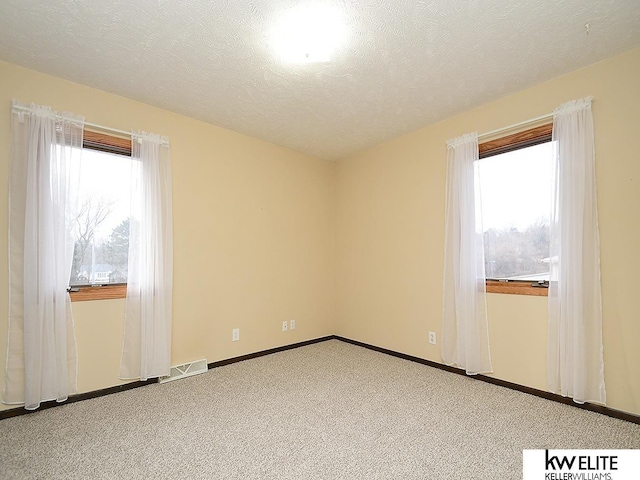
<box><xmin>1</xmin><ymin>1</ymin><xmax>639</xmax><ymax>160</ymax></box>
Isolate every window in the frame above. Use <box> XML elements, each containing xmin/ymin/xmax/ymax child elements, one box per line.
<box><xmin>68</xmin><ymin>131</ymin><xmax>132</xmax><ymax>302</ymax></box>
<box><xmin>478</xmin><ymin>124</ymin><xmax>552</xmax><ymax>296</ymax></box>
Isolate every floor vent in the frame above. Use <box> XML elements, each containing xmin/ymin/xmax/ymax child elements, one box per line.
<box><xmin>159</xmin><ymin>359</ymin><xmax>208</xmax><ymax>384</ymax></box>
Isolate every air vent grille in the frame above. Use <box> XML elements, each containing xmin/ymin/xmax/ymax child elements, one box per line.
<box><xmin>158</xmin><ymin>358</ymin><xmax>208</xmax><ymax>384</ymax></box>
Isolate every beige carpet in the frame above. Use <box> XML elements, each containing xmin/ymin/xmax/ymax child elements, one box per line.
<box><xmin>1</xmin><ymin>339</ymin><xmax>639</xmax><ymax>479</ymax></box>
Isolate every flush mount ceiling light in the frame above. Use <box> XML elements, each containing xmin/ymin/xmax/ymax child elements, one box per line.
<box><xmin>271</xmin><ymin>4</ymin><xmax>346</xmax><ymax>64</ymax></box>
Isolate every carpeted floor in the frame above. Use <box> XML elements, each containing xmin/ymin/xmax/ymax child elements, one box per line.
<box><xmin>1</xmin><ymin>339</ymin><xmax>639</xmax><ymax>479</ymax></box>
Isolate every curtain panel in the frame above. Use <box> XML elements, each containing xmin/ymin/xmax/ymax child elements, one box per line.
<box><xmin>120</xmin><ymin>132</ymin><xmax>173</xmax><ymax>381</ymax></box>
<box><xmin>548</xmin><ymin>97</ymin><xmax>606</xmax><ymax>405</ymax></box>
<box><xmin>442</xmin><ymin>132</ymin><xmax>493</xmax><ymax>375</ymax></box>
<box><xmin>3</xmin><ymin>101</ymin><xmax>84</xmax><ymax>410</ymax></box>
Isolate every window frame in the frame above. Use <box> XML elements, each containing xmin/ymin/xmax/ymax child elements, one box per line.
<box><xmin>478</xmin><ymin>123</ymin><xmax>552</xmax><ymax>297</ymax></box>
<box><xmin>69</xmin><ymin>130</ymin><xmax>132</xmax><ymax>302</ymax></box>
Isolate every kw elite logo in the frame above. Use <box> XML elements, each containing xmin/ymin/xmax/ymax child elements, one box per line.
<box><xmin>523</xmin><ymin>449</ymin><xmax>640</xmax><ymax>480</ymax></box>
<box><xmin>544</xmin><ymin>450</ymin><xmax>616</xmax><ymax>479</ymax></box>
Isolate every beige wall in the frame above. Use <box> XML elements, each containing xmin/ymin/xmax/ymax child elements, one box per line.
<box><xmin>2</xmin><ymin>48</ymin><xmax>639</xmax><ymax>417</ymax></box>
<box><xmin>335</xmin><ymin>48</ymin><xmax>640</xmax><ymax>416</ymax></box>
<box><xmin>0</xmin><ymin>61</ymin><xmax>335</xmax><ymax>411</ymax></box>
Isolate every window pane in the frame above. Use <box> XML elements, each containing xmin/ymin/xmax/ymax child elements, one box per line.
<box><xmin>70</xmin><ymin>149</ymin><xmax>131</xmax><ymax>286</ymax></box>
<box><xmin>478</xmin><ymin>142</ymin><xmax>552</xmax><ymax>281</ymax></box>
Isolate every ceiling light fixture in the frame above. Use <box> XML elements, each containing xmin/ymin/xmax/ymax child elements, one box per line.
<box><xmin>271</xmin><ymin>4</ymin><xmax>346</xmax><ymax>64</ymax></box>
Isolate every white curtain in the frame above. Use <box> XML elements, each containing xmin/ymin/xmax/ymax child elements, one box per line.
<box><xmin>442</xmin><ymin>132</ymin><xmax>492</xmax><ymax>375</ymax></box>
<box><xmin>548</xmin><ymin>97</ymin><xmax>606</xmax><ymax>404</ymax></box>
<box><xmin>120</xmin><ymin>132</ymin><xmax>173</xmax><ymax>381</ymax></box>
<box><xmin>3</xmin><ymin>101</ymin><xmax>84</xmax><ymax>410</ymax></box>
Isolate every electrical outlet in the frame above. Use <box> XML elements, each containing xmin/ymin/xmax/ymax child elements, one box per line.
<box><xmin>232</xmin><ymin>328</ymin><xmax>240</xmax><ymax>342</ymax></box>
<box><xmin>428</xmin><ymin>331</ymin><xmax>436</xmax><ymax>345</ymax></box>
<box><xmin>282</xmin><ymin>321</ymin><xmax>288</xmax><ymax>332</ymax></box>
<box><xmin>290</xmin><ymin>319</ymin><xmax>296</xmax><ymax>330</ymax></box>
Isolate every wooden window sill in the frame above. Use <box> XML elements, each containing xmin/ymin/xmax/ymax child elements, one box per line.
<box><xmin>486</xmin><ymin>280</ymin><xmax>548</xmax><ymax>296</ymax></box>
<box><xmin>69</xmin><ymin>284</ymin><xmax>127</xmax><ymax>302</ymax></box>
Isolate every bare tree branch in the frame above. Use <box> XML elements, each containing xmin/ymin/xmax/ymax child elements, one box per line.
<box><xmin>71</xmin><ymin>196</ymin><xmax>115</xmax><ymax>283</ymax></box>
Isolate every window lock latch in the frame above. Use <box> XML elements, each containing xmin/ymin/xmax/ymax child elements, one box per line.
<box><xmin>531</xmin><ymin>280</ymin><xmax>549</xmax><ymax>288</ymax></box>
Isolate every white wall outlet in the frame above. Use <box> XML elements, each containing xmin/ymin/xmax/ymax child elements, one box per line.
<box><xmin>232</xmin><ymin>328</ymin><xmax>240</xmax><ymax>342</ymax></box>
<box><xmin>282</xmin><ymin>321</ymin><xmax>288</xmax><ymax>332</ymax></box>
<box><xmin>428</xmin><ymin>331</ymin><xmax>436</xmax><ymax>345</ymax></box>
<box><xmin>290</xmin><ymin>319</ymin><xmax>296</xmax><ymax>330</ymax></box>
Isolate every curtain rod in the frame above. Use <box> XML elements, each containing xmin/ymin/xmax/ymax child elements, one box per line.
<box><xmin>477</xmin><ymin>113</ymin><xmax>553</xmax><ymax>140</ymax></box>
<box><xmin>12</xmin><ymin>103</ymin><xmax>131</xmax><ymax>137</ymax></box>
